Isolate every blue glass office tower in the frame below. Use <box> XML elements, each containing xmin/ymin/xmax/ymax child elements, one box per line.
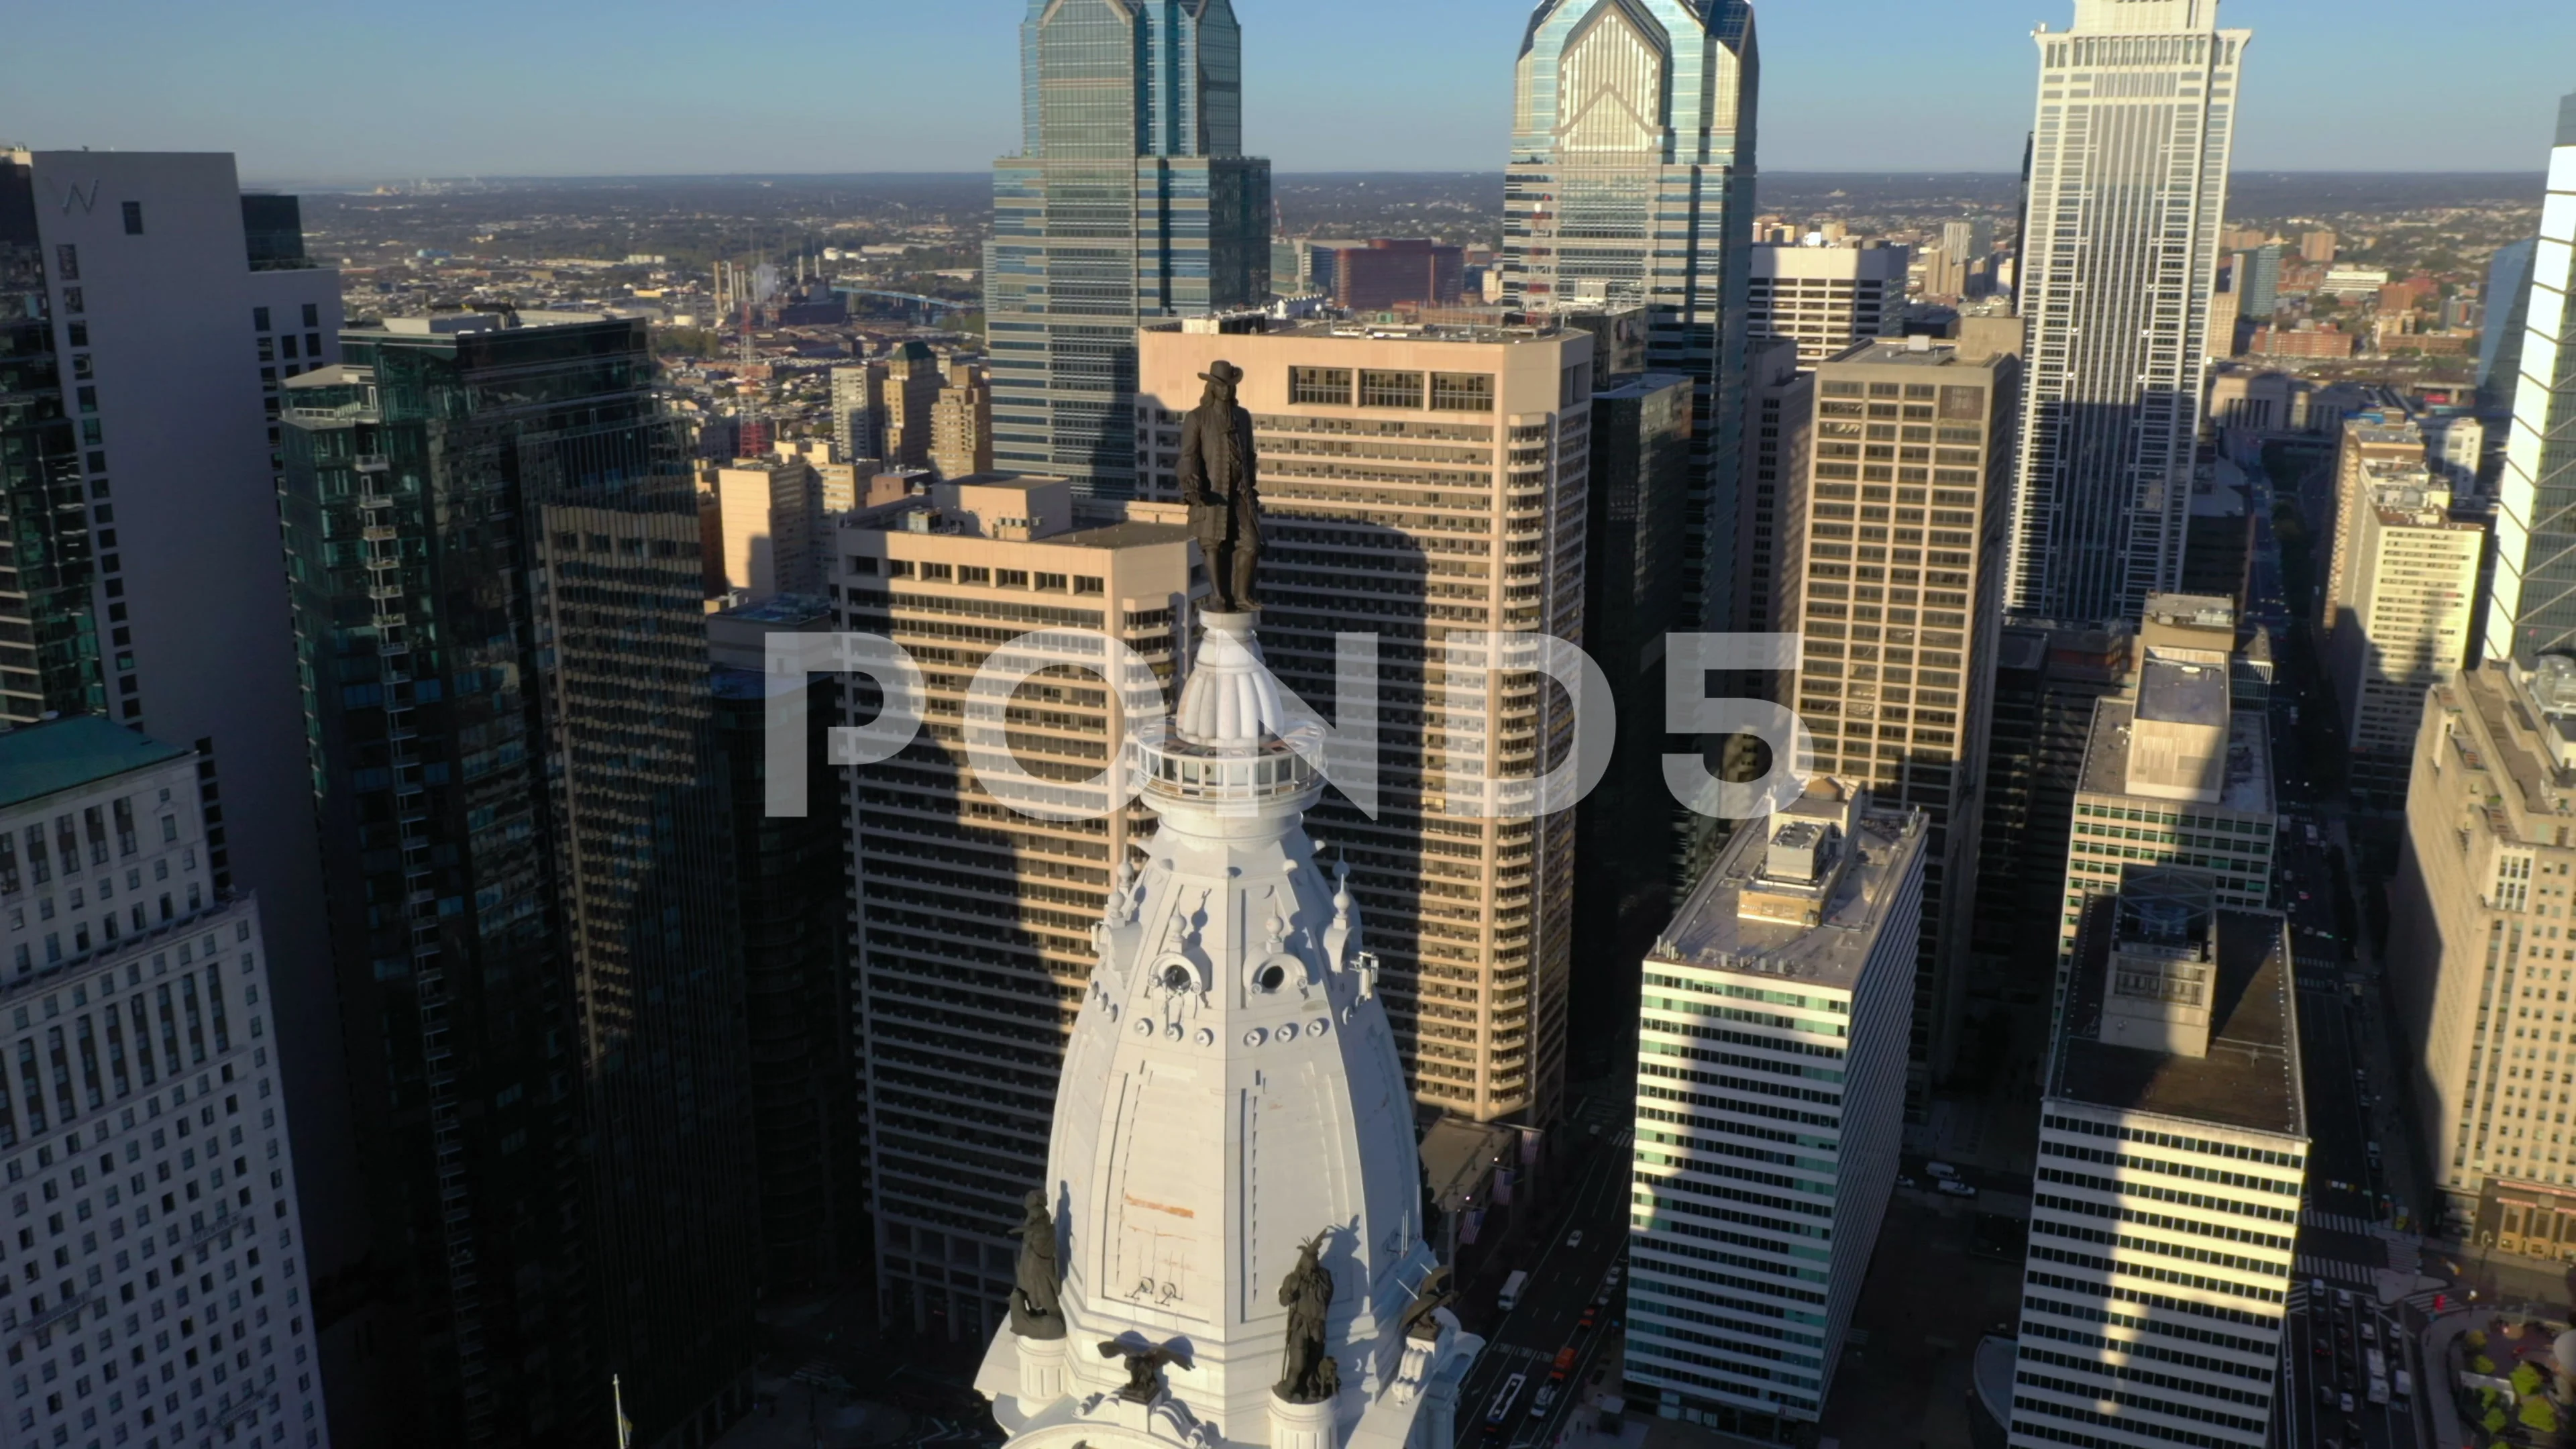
<box><xmin>2485</xmin><ymin>94</ymin><xmax>2576</xmax><ymax>664</ymax></box>
<box><xmin>1502</xmin><ymin>0</ymin><xmax>1759</xmax><ymax>631</ymax></box>
<box><xmin>987</xmin><ymin>0</ymin><xmax>1271</xmax><ymax>497</ymax></box>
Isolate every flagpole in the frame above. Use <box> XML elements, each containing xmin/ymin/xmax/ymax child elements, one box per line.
<box><xmin>613</xmin><ymin>1374</ymin><xmax>633</xmax><ymax>1449</ymax></box>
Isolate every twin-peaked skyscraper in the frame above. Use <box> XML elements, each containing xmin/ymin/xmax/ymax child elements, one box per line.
<box><xmin>1503</xmin><ymin>0</ymin><xmax>1760</xmax><ymax>631</ymax></box>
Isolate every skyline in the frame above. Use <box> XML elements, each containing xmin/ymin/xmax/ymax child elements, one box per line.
<box><xmin>1</xmin><ymin>0</ymin><xmax>2569</xmax><ymax>182</ymax></box>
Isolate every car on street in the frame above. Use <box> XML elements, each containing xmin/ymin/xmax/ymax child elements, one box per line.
<box><xmin>2339</xmin><ymin>1391</ymin><xmax>2355</xmax><ymax>1415</ymax></box>
<box><xmin>1579</xmin><ymin>1305</ymin><xmax>1598</xmax><ymax>1332</ymax></box>
<box><xmin>1529</xmin><ymin>1383</ymin><xmax>1558</xmax><ymax>1419</ymax></box>
<box><xmin>1565</xmin><ymin>1230</ymin><xmax>1583</xmax><ymax>1248</ymax></box>
<box><xmin>1937</xmin><ymin>1179</ymin><xmax>1978</xmax><ymax>1198</ymax></box>
<box><xmin>1551</xmin><ymin>1348</ymin><xmax>1578</xmax><ymax>1379</ymax></box>
<box><xmin>1926</xmin><ymin>1161</ymin><xmax>1960</xmax><ymax>1179</ymax></box>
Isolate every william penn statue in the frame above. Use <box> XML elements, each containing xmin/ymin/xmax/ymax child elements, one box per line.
<box><xmin>1178</xmin><ymin>359</ymin><xmax>1262</xmax><ymax>612</ymax></box>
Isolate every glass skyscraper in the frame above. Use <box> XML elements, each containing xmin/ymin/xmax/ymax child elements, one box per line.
<box><xmin>2006</xmin><ymin>0</ymin><xmax>2249</xmax><ymax>628</ymax></box>
<box><xmin>2485</xmin><ymin>93</ymin><xmax>2576</xmax><ymax>664</ymax></box>
<box><xmin>279</xmin><ymin>316</ymin><xmax>756</xmax><ymax>1447</ymax></box>
<box><xmin>1502</xmin><ymin>0</ymin><xmax>1759</xmax><ymax>631</ymax></box>
<box><xmin>986</xmin><ymin>0</ymin><xmax>1271</xmax><ymax>498</ymax></box>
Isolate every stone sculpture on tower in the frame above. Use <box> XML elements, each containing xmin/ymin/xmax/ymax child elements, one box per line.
<box><xmin>974</xmin><ymin>521</ymin><xmax>1481</xmax><ymax>1449</ymax></box>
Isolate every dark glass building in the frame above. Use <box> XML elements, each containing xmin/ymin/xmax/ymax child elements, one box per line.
<box><xmin>987</xmin><ymin>0</ymin><xmax>1271</xmax><ymax>496</ymax></box>
<box><xmin>279</xmin><ymin>314</ymin><xmax>756</xmax><ymax>1448</ymax></box>
<box><xmin>0</xmin><ymin>162</ymin><xmax>101</xmax><ymax>721</ymax></box>
<box><xmin>708</xmin><ymin>597</ymin><xmax>863</xmax><ymax>1291</ymax></box>
<box><xmin>1571</xmin><ymin>370</ymin><xmax>1693</xmax><ymax>1073</ymax></box>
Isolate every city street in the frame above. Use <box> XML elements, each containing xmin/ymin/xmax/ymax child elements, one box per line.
<box><xmin>1449</xmin><ymin>1134</ymin><xmax>1637</xmax><ymax>1449</ymax></box>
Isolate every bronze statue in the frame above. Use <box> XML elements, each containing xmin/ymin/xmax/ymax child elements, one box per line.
<box><xmin>1009</xmin><ymin>1190</ymin><xmax>1067</xmax><ymax>1340</ymax></box>
<box><xmin>1397</xmin><ymin>1265</ymin><xmax>1455</xmax><ymax>1342</ymax></box>
<box><xmin>1097</xmin><ymin>1338</ymin><xmax>1195</xmax><ymax>1403</ymax></box>
<box><xmin>1178</xmin><ymin>359</ymin><xmax>1261</xmax><ymax>612</ymax></box>
<box><xmin>1275</xmin><ymin>1232</ymin><xmax>1335</xmax><ymax>1403</ymax></box>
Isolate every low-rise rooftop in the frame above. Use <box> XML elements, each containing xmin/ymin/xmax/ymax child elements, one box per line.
<box><xmin>1648</xmin><ymin>785</ymin><xmax>1925</xmax><ymax>991</ymax></box>
<box><xmin>2052</xmin><ymin>892</ymin><xmax>2302</xmax><ymax>1138</ymax></box>
<box><xmin>2079</xmin><ymin>698</ymin><xmax>2275</xmax><ymax>816</ymax></box>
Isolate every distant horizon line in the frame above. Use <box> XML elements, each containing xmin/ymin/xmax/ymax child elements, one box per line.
<box><xmin>238</xmin><ymin>166</ymin><xmax>2550</xmax><ymax>187</ymax></box>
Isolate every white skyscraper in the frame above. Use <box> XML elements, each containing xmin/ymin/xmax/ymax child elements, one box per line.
<box><xmin>2483</xmin><ymin>93</ymin><xmax>2576</xmax><ymax>664</ymax></box>
<box><xmin>2010</xmin><ymin>868</ymin><xmax>2304</xmax><ymax>1449</ymax></box>
<box><xmin>973</xmin><ymin>611</ymin><xmax>1481</xmax><ymax>1449</ymax></box>
<box><xmin>0</xmin><ymin>718</ymin><xmax>329</xmax><ymax>1449</ymax></box>
<box><xmin>1746</xmin><ymin>245</ymin><xmax>1909</xmax><ymax>367</ymax></box>
<box><xmin>1627</xmin><ymin>784</ymin><xmax>1924</xmax><ymax>1439</ymax></box>
<box><xmin>2004</xmin><ymin>1</ymin><xmax>2251</xmax><ymax>627</ymax></box>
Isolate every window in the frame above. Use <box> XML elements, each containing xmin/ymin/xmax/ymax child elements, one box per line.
<box><xmin>55</xmin><ymin>244</ymin><xmax>84</xmax><ymax>280</ymax></box>
<box><xmin>1034</xmin><ymin>572</ymin><xmax>1067</xmax><ymax>591</ymax></box>
<box><xmin>1073</xmin><ymin>576</ymin><xmax>1104</xmax><ymax>595</ymax></box>
<box><xmin>997</xmin><ymin>568</ymin><xmax>1028</xmax><ymax>588</ymax></box>
<box><xmin>67</xmin><ymin>322</ymin><xmax>86</xmax><ymax>347</ymax></box>
<box><xmin>252</xmin><ymin>308</ymin><xmax>270</xmax><ymax>333</ymax></box>
<box><xmin>279</xmin><ymin>335</ymin><xmax>297</xmax><ymax>360</ymax></box>
<box><xmin>919</xmin><ymin>563</ymin><xmax>953</xmax><ymax>582</ymax></box>
<box><xmin>885</xmin><ymin>559</ymin><xmax>914</xmax><ymax>578</ymax></box>
<box><xmin>305</xmin><ymin>333</ymin><xmax>321</xmax><ymax>357</ymax></box>
<box><xmin>1289</xmin><ymin>366</ymin><xmax>1352</xmax><ymax>406</ymax></box>
<box><xmin>958</xmin><ymin>566</ymin><xmax>990</xmax><ymax>585</ymax></box>
<box><xmin>845</xmin><ymin>555</ymin><xmax>878</xmax><ymax>576</ymax></box>
<box><xmin>300</xmin><ymin>304</ymin><xmax>317</xmax><ymax>329</ymax></box>
<box><xmin>122</xmin><ymin>202</ymin><xmax>144</xmax><ymax>235</ymax></box>
<box><xmin>1358</xmin><ymin>370</ymin><xmax>1424</xmax><ymax>409</ymax></box>
<box><xmin>63</xmin><ymin>288</ymin><xmax>83</xmax><ymax>315</ymax></box>
<box><xmin>1430</xmin><ymin>372</ymin><xmax>1495</xmax><ymax>413</ymax></box>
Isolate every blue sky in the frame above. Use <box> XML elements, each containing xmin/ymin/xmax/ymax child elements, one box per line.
<box><xmin>3</xmin><ymin>0</ymin><xmax>2567</xmax><ymax>181</ymax></box>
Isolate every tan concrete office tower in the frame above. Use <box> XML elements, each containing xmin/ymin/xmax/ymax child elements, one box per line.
<box><xmin>830</xmin><ymin>476</ymin><xmax>1199</xmax><ymax>1336</ymax></box>
<box><xmin>2320</xmin><ymin>413</ymin><xmax>2429</xmax><ymax>633</ymax></box>
<box><xmin>930</xmin><ymin>358</ymin><xmax>996</xmax><ymax>480</ymax></box>
<box><xmin>2391</xmin><ymin>659</ymin><xmax>2576</xmax><ymax>1234</ymax></box>
<box><xmin>1627</xmin><ymin>783</ymin><xmax>1925</xmax><ymax>1438</ymax></box>
<box><xmin>830</xmin><ymin>360</ymin><xmax>888</xmax><ymax>460</ymax></box>
<box><xmin>2320</xmin><ymin>464</ymin><xmax>2485</xmax><ymax>809</ymax></box>
<box><xmin>880</xmin><ymin>340</ymin><xmax>946</xmax><ymax>472</ymax></box>
<box><xmin>712</xmin><ymin>453</ymin><xmax>824</xmax><ymax>600</ymax></box>
<box><xmin>1785</xmin><ymin>339</ymin><xmax>2020</xmax><ymax>1099</ymax></box>
<box><xmin>1136</xmin><ymin>322</ymin><xmax>1591</xmax><ymax>1124</ymax></box>
<box><xmin>2008</xmin><ymin>867</ymin><xmax>2304</xmax><ymax>1449</ymax></box>
<box><xmin>2052</xmin><ymin>597</ymin><xmax>2276</xmax><ymax>1006</ymax></box>
<box><xmin>1746</xmin><ymin>245</ymin><xmax>1911</xmax><ymax>367</ymax></box>
<box><xmin>2006</xmin><ymin>0</ymin><xmax>2251</xmax><ymax>626</ymax></box>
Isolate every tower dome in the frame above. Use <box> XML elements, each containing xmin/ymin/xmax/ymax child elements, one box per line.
<box><xmin>976</xmin><ymin>612</ymin><xmax>1481</xmax><ymax>1449</ymax></box>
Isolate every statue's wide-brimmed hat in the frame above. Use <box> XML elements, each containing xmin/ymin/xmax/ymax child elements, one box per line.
<box><xmin>1199</xmin><ymin>360</ymin><xmax>1245</xmax><ymax>385</ymax></box>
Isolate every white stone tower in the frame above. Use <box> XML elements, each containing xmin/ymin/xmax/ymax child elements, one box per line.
<box><xmin>975</xmin><ymin>612</ymin><xmax>1482</xmax><ymax>1449</ymax></box>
